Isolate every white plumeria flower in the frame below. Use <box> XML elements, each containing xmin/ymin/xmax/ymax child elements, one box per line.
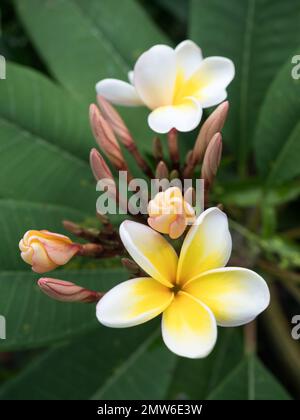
<box><xmin>97</xmin><ymin>208</ymin><xmax>269</xmax><ymax>359</ymax></box>
<box><xmin>96</xmin><ymin>40</ymin><xmax>235</xmax><ymax>134</ymax></box>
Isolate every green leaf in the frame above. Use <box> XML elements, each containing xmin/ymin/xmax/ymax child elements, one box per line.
<box><xmin>255</xmin><ymin>59</ymin><xmax>300</xmax><ymax>185</ymax></box>
<box><xmin>0</xmin><ymin>268</ymin><xmax>123</xmax><ymax>351</ymax></box>
<box><xmin>168</xmin><ymin>329</ymin><xmax>243</xmax><ymax>399</ymax></box>
<box><xmin>0</xmin><ymin>118</ymin><xmax>95</xmax><ymax>212</ymax></box>
<box><xmin>214</xmin><ymin>180</ymin><xmax>300</xmax><ymax>208</ymax></box>
<box><xmin>190</xmin><ymin>0</ymin><xmax>300</xmax><ymax>166</ymax></box>
<box><xmin>73</xmin><ymin>0</ymin><xmax>168</xmax><ymax>68</ymax></box>
<box><xmin>0</xmin><ymin>199</ymin><xmax>125</xmax><ymax>350</ymax></box>
<box><xmin>0</xmin><ymin>325</ymin><xmax>176</xmax><ymax>400</ymax></box>
<box><xmin>91</xmin><ymin>330</ymin><xmax>176</xmax><ymax>400</ymax></box>
<box><xmin>0</xmin><ymin>62</ymin><xmax>94</xmax><ymax>160</ymax></box>
<box><xmin>266</xmin><ymin>122</ymin><xmax>300</xmax><ymax>186</ymax></box>
<box><xmin>14</xmin><ymin>0</ymin><xmax>170</xmax><ymax>153</ymax></box>
<box><xmin>0</xmin><ymin>62</ymin><xmax>97</xmax><ymax>213</ymax></box>
<box><xmin>208</xmin><ymin>355</ymin><xmax>291</xmax><ymax>400</ymax></box>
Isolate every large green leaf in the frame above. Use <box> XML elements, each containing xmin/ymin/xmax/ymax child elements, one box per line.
<box><xmin>0</xmin><ymin>199</ymin><xmax>125</xmax><ymax>350</ymax></box>
<box><xmin>214</xmin><ymin>179</ymin><xmax>300</xmax><ymax>207</ymax></box>
<box><xmin>0</xmin><ymin>118</ymin><xmax>95</xmax><ymax>213</ymax></box>
<box><xmin>0</xmin><ymin>325</ymin><xmax>176</xmax><ymax>400</ymax></box>
<box><xmin>0</xmin><ymin>62</ymin><xmax>94</xmax><ymax>160</ymax></box>
<box><xmin>190</xmin><ymin>0</ymin><xmax>300</xmax><ymax>168</ymax></box>
<box><xmin>91</xmin><ymin>330</ymin><xmax>176</xmax><ymax>400</ymax></box>
<box><xmin>14</xmin><ymin>0</ymin><xmax>170</xmax><ymax>152</ymax></box>
<box><xmin>0</xmin><ymin>268</ymin><xmax>123</xmax><ymax>351</ymax></box>
<box><xmin>0</xmin><ymin>62</ymin><xmax>97</xmax><ymax>213</ymax></box>
<box><xmin>0</xmin><ymin>327</ymin><xmax>290</xmax><ymax>400</ymax></box>
<box><xmin>168</xmin><ymin>329</ymin><xmax>243</xmax><ymax>399</ymax></box>
<box><xmin>208</xmin><ymin>355</ymin><xmax>291</xmax><ymax>400</ymax></box>
<box><xmin>254</xmin><ymin>59</ymin><xmax>300</xmax><ymax>185</ymax></box>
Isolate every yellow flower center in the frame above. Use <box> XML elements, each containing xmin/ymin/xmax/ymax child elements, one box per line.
<box><xmin>172</xmin><ymin>68</ymin><xmax>206</xmax><ymax>105</ymax></box>
<box><xmin>171</xmin><ymin>284</ymin><xmax>182</xmax><ymax>295</ymax></box>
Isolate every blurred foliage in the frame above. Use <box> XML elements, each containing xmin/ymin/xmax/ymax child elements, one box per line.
<box><xmin>0</xmin><ymin>0</ymin><xmax>299</xmax><ymax>400</ymax></box>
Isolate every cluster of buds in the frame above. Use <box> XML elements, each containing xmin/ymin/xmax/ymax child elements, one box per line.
<box><xmin>18</xmin><ymin>97</ymin><xmax>228</xmax><ymax>305</ymax></box>
<box><xmin>90</xmin><ymin>96</ymin><xmax>227</xmax><ymax>213</ymax></box>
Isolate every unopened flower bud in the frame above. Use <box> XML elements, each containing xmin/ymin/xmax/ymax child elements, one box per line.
<box><xmin>201</xmin><ymin>133</ymin><xmax>223</xmax><ymax>185</ymax></box>
<box><xmin>78</xmin><ymin>243</ymin><xmax>104</xmax><ymax>257</ymax></box>
<box><xmin>153</xmin><ymin>137</ymin><xmax>163</xmax><ymax>162</ymax></box>
<box><xmin>167</xmin><ymin>128</ymin><xmax>179</xmax><ymax>168</ymax></box>
<box><xmin>170</xmin><ymin>169</ymin><xmax>179</xmax><ymax>180</ymax></box>
<box><xmin>193</xmin><ymin>101</ymin><xmax>228</xmax><ymax>165</ymax></box>
<box><xmin>148</xmin><ymin>187</ymin><xmax>195</xmax><ymax>239</ymax></box>
<box><xmin>121</xmin><ymin>258</ymin><xmax>142</xmax><ymax>275</ymax></box>
<box><xmin>155</xmin><ymin>161</ymin><xmax>169</xmax><ymax>180</ymax></box>
<box><xmin>89</xmin><ymin>148</ymin><xmax>114</xmax><ymax>181</ymax></box>
<box><xmin>97</xmin><ymin>96</ymin><xmax>153</xmax><ymax>178</ymax></box>
<box><xmin>201</xmin><ymin>133</ymin><xmax>222</xmax><ymax>208</ymax></box>
<box><xmin>97</xmin><ymin>95</ymin><xmax>134</xmax><ymax>149</ymax></box>
<box><xmin>89</xmin><ymin>104</ymin><xmax>127</xmax><ymax>171</ymax></box>
<box><xmin>38</xmin><ymin>278</ymin><xmax>103</xmax><ymax>303</ymax></box>
<box><xmin>19</xmin><ymin>230</ymin><xmax>80</xmax><ymax>274</ymax></box>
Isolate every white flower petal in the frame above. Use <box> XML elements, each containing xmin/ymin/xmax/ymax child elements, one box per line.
<box><xmin>128</xmin><ymin>70</ymin><xmax>134</xmax><ymax>85</ymax></box>
<box><xmin>175</xmin><ymin>39</ymin><xmax>203</xmax><ymax>79</ymax></box>
<box><xmin>134</xmin><ymin>45</ymin><xmax>177</xmax><ymax>109</ymax></box>
<box><xmin>177</xmin><ymin>207</ymin><xmax>232</xmax><ymax>286</ymax></box>
<box><xmin>119</xmin><ymin>221</ymin><xmax>178</xmax><ymax>287</ymax></box>
<box><xmin>97</xmin><ymin>277</ymin><xmax>173</xmax><ymax>328</ymax></box>
<box><xmin>96</xmin><ymin>79</ymin><xmax>143</xmax><ymax>106</ymax></box>
<box><xmin>199</xmin><ymin>89</ymin><xmax>227</xmax><ymax>108</ymax></box>
<box><xmin>191</xmin><ymin>57</ymin><xmax>234</xmax><ymax>108</ymax></box>
<box><xmin>184</xmin><ymin>267</ymin><xmax>270</xmax><ymax>327</ymax></box>
<box><xmin>148</xmin><ymin>98</ymin><xmax>203</xmax><ymax>133</ymax></box>
<box><xmin>162</xmin><ymin>291</ymin><xmax>217</xmax><ymax>358</ymax></box>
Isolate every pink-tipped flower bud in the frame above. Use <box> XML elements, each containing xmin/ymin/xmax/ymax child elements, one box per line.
<box><xmin>97</xmin><ymin>95</ymin><xmax>134</xmax><ymax>149</ymax></box>
<box><xmin>89</xmin><ymin>104</ymin><xmax>127</xmax><ymax>171</ymax></box>
<box><xmin>147</xmin><ymin>187</ymin><xmax>195</xmax><ymax>239</ymax></box>
<box><xmin>38</xmin><ymin>278</ymin><xmax>102</xmax><ymax>303</ymax></box>
<box><xmin>19</xmin><ymin>230</ymin><xmax>80</xmax><ymax>274</ymax></box>
<box><xmin>201</xmin><ymin>132</ymin><xmax>223</xmax><ymax>186</ymax></box>
<box><xmin>193</xmin><ymin>101</ymin><xmax>228</xmax><ymax>164</ymax></box>
<box><xmin>89</xmin><ymin>148</ymin><xmax>114</xmax><ymax>181</ymax></box>
<box><xmin>155</xmin><ymin>161</ymin><xmax>169</xmax><ymax>180</ymax></box>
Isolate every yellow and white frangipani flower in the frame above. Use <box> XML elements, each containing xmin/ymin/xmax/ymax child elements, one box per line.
<box><xmin>96</xmin><ymin>40</ymin><xmax>235</xmax><ymax>133</ymax></box>
<box><xmin>147</xmin><ymin>187</ymin><xmax>195</xmax><ymax>239</ymax></box>
<box><xmin>97</xmin><ymin>208</ymin><xmax>270</xmax><ymax>359</ymax></box>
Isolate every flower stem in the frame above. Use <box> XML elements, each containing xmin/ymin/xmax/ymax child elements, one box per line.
<box><xmin>244</xmin><ymin>320</ymin><xmax>257</xmax><ymax>355</ymax></box>
<box><xmin>167</xmin><ymin>128</ymin><xmax>180</xmax><ymax>170</ymax></box>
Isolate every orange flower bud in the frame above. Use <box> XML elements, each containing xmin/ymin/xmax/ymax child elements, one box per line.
<box><xmin>19</xmin><ymin>230</ymin><xmax>80</xmax><ymax>274</ymax></box>
<box><xmin>38</xmin><ymin>278</ymin><xmax>102</xmax><ymax>303</ymax></box>
<box><xmin>147</xmin><ymin>187</ymin><xmax>195</xmax><ymax>239</ymax></box>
